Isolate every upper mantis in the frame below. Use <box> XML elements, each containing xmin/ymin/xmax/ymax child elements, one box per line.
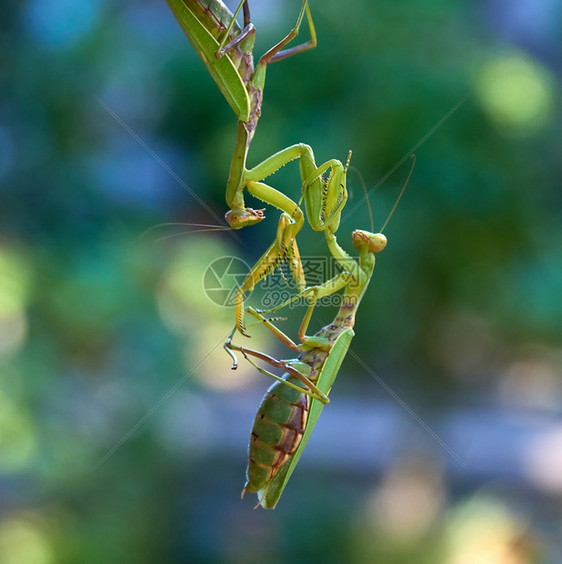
<box><xmin>166</xmin><ymin>0</ymin><xmax>351</xmax><ymax>334</ymax></box>
<box><xmin>166</xmin><ymin>0</ymin><xmax>317</xmax><ymax>227</ymax></box>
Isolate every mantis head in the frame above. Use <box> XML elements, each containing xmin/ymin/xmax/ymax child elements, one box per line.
<box><xmin>352</xmin><ymin>230</ymin><xmax>387</xmax><ymax>254</ymax></box>
<box><xmin>225</xmin><ymin>208</ymin><xmax>266</xmax><ymax>229</ymax></box>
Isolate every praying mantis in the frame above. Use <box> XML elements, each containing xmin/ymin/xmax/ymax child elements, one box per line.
<box><xmin>224</xmin><ymin>227</ymin><xmax>384</xmax><ymax>508</ymax></box>
<box><xmin>166</xmin><ymin>0</ymin><xmax>351</xmax><ymax>335</ymax></box>
<box><xmin>165</xmin><ymin>0</ymin><xmax>317</xmax><ymax>227</ymax></box>
<box><xmin>165</xmin><ymin>0</ymin><xmax>415</xmax><ymax>508</ymax></box>
<box><xmin>225</xmin><ymin>161</ymin><xmax>414</xmax><ymax>508</ymax></box>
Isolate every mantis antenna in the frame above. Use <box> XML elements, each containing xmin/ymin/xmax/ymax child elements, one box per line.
<box><xmin>141</xmin><ymin>222</ymin><xmax>231</xmax><ymax>243</ymax></box>
<box><xmin>380</xmin><ymin>154</ymin><xmax>416</xmax><ymax>233</ymax></box>
<box><xmin>349</xmin><ymin>164</ymin><xmax>374</xmax><ymax>233</ymax></box>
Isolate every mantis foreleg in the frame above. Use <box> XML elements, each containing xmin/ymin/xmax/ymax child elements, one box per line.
<box><xmin>235</xmin><ymin>212</ymin><xmax>304</xmax><ymax>336</ymax></box>
<box><xmin>231</xmin><ymin>145</ymin><xmax>350</xmax><ymax>334</ymax></box>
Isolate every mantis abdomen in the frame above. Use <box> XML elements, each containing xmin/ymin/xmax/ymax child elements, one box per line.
<box><xmin>244</xmin><ymin>374</ymin><xmax>309</xmax><ymax>494</ymax></box>
<box><xmin>243</xmin><ymin>336</ymin><xmax>333</xmax><ymax>495</ymax></box>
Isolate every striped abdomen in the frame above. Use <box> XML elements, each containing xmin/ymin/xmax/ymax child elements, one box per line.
<box><xmin>243</xmin><ymin>375</ymin><xmax>309</xmax><ymax>494</ymax></box>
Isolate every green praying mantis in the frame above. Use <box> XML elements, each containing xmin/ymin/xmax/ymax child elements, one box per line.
<box><xmin>225</xmin><ymin>228</ymin><xmax>386</xmax><ymax>508</ymax></box>
<box><xmin>165</xmin><ymin>0</ymin><xmax>317</xmax><ymax>227</ymax></box>
<box><xmin>165</xmin><ymin>0</ymin><xmax>414</xmax><ymax>508</ymax></box>
<box><xmin>224</xmin><ymin>160</ymin><xmax>413</xmax><ymax>508</ymax></box>
<box><xmin>166</xmin><ymin>0</ymin><xmax>352</xmax><ymax>335</ymax></box>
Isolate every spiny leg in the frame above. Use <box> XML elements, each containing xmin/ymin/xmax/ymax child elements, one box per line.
<box><xmin>227</xmin><ymin>140</ymin><xmax>349</xmax><ymax>249</ymax></box>
<box><xmin>232</xmin><ymin>143</ymin><xmax>350</xmax><ymax>233</ymax></box>
<box><xmin>230</xmin><ymin>145</ymin><xmax>354</xmax><ymax>337</ymax></box>
<box><xmin>246</xmin><ymin>307</ymin><xmax>301</xmax><ymax>352</ymax></box>
<box><xmin>235</xmin><ymin>144</ymin><xmax>348</xmax><ymax>269</ymax></box>
<box><xmin>227</xmin><ymin>143</ymin><xmax>324</xmax><ymax>229</ymax></box>
<box><xmin>247</xmin><ymin>217</ymin><xmax>367</xmax><ymax>350</ymax></box>
<box><xmin>230</xmin><ymin>146</ymin><xmax>328</xmax><ymax>333</ymax></box>
<box><xmin>301</xmin><ymin>151</ymin><xmax>351</xmax><ymax>234</ymax></box>
<box><xmin>217</xmin><ymin>1</ymin><xmax>316</xmax><ymax>64</ymax></box>
<box><xmin>223</xmin><ymin>3</ymin><xmax>317</xmax><ymax>225</ymax></box>
<box><xmin>235</xmin><ymin>212</ymin><xmax>304</xmax><ymax>337</ymax></box>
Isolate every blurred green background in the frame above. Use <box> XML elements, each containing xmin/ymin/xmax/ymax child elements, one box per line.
<box><xmin>1</xmin><ymin>0</ymin><xmax>561</xmax><ymax>562</ymax></box>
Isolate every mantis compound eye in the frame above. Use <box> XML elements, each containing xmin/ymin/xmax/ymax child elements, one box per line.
<box><xmin>352</xmin><ymin>230</ymin><xmax>387</xmax><ymax>253</ymax></box>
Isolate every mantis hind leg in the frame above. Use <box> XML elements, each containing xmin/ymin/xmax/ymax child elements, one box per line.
<box><xmin>224</xmin><ymin>339</ymin><xmax>329</xmax><ymax>404</ymax></box>
<box><xmin>230</xmin><ymin>145</ymin><xmax>324</xmax><ymax>333</ymax></box>
<box><xmin>228</xmin><ymin>143</ymin><xmax>348</xmax><ymax>238</ymax></box>
<box><xmin>236</xmin><ymin>143</ymin><xmax>348</xmax><ymax>235</ymax></box>
<box><xmin>230</xmin><ymin>145</ymin><xmax>351</xmax><ymax>336</ymax></box>
<box><xmin>218</xmin><ymin>1</ymin><xmax>316</xmax><ymax>64</ymax></box>
<box><xmin>261</xmin><ymin>1</ymin><xmax>317</xmax><ymax>65</ymax></box>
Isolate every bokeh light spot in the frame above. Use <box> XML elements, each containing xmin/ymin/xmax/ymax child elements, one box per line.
<box><xmin>445</xmin><ymin>495</ymin><xmax>532</xmax><ymax>564</ymax></box>
<box><xmin>158</xmin><ymin>238</ymin><xmax>270</xmax><ymax>391</ymax></box>
<box><xmin>474</xmin><ymin>51</ymin><xmax>554</xmax><ymax>135</ymax></box>
<box><xmin>158</xmin><ymin>237</ymin><xmax>233</xmax><ymax>335</ymax></box>
<box><xmin>0</xmin><ymin>519</ymin><xmax>53</xmax><ymax>564</ymax></box>
<box><xmin>364</xmin><ymin>460</ymin><xmax>445</xmax><ymax>544</ymax></box>
<box><xmin>0</xmin><ymin>248</ymin><xmax>30</xmax><ymax>317</ymax></box>
<box><xmin>523</xmin><ymin>425</ymin><xmax>562</xmax><ymax>494</ymax></box>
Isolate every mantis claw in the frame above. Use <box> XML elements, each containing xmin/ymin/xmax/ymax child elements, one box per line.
<box><xmin>224</xmin><ymin>333</ymin><xmax>240</xmax><ymax>369</ymax></box>
<box><xmin>238</xmin><ymin>325</ymin><xmax>251</xmax><ymax>338</ymax></box>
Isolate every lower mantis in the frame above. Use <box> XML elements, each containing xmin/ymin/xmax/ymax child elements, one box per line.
<box><xmin>226</xmin><ymin>226</ymin><xmax>387</xmax><ymax>508</ymax></box>
<box><xmin>224</xmin><ymin>160</ymin><xmax>413</xmax><ymax>508</ymax></box>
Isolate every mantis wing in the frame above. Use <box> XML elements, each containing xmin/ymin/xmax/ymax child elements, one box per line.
<box><xmin>166</xmin><ymin>0</ymin><xmax>251</xmax><ymax>121</ymax></box>
<box><xmin>259</xmin><ymin>328</ymin><xmax>355</xmax><ymax>509</ymax></box>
